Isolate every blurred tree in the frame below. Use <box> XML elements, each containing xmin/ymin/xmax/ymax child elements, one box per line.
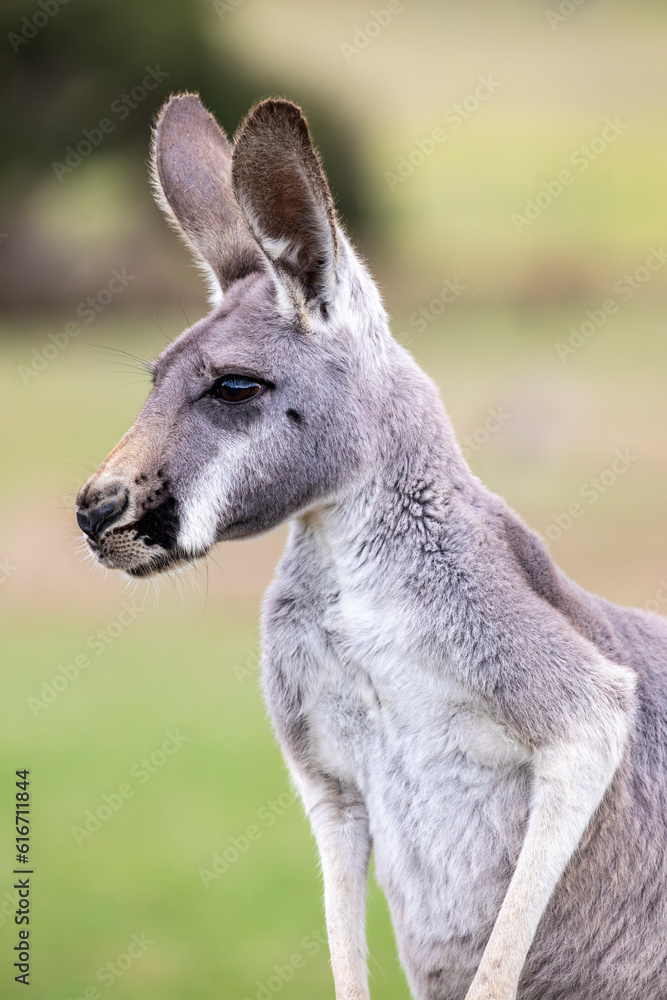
<box><xmin>0</xmin><ymin>0</ymin><xmax>366</xmax><ymax>310</ymax></box>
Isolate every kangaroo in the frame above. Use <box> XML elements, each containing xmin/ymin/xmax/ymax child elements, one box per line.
<box><xmin>76</xmin><ymin>94</ymin><xmax>667</xmax><ymax>1000</ymax></box>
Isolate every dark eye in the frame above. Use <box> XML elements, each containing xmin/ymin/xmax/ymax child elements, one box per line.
<box><xmin>208</xmin><ymin>376</ymin><xmax>264</xmax><ymax>404</ymax></box>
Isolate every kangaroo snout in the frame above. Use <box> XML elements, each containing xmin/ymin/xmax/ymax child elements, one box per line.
<box><xmin>76</xmin><ymin>455</ymin><xmax>183</xmax><ymax>576</ymax></box>
<box><xmin>76</xmin><ymin>484</ymin><xmax>128</xmax><ymax>541</ymax></box>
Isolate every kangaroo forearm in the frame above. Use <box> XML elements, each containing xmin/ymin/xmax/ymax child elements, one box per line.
<box><xmin>297</xmin><ymin>776</ymin><xmax>372</xmax><ymax>1000</ymax></box>
<box><xmin>465</xmin><ymin>696</ymin><xmax>632</xmax><ymax>1000</ymax></box>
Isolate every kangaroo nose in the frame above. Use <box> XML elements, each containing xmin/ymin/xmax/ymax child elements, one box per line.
<box><xmin>77</xmin><ymin>489</ymin><xmax>128</xmax><ymax>541</ymax></box>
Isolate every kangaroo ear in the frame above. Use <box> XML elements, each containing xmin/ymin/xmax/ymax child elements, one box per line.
<box><xmin>232</xmin><ymin>99</ymin><xmax>338</xmax><ymax>312</ymax></box>
<box><xmin>151</xmin><ymin>93</ymin><xmax>264</xmax><ymax>299</ymax></box>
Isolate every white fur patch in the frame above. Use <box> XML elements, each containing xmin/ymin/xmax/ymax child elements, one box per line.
<box><xmin>202</xmin><ymin>263</ymin><xmax>224</xmax><ymax>309</ymax></box>
<box><xmin>177</xmin><ymin>438</ymin><xmax>246</xmax><ymax>553</ymax></box>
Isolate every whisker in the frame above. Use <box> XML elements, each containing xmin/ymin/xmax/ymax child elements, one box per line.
<box><xmin>177</xmin><ymin>298</ymin><xmax>193</xmax><ymax>329</ymax></box>
<box><xmin>178</xmin><ymin>296</ymin><xmax>207</xmax><ymax>375</ymax></box>
<box><xmin>153</xmin><ymin>316</ymin><xmax>176</xmax><ymax>346</ymax></box>
<box><xmin>59</xmin><ymin>459</ymin><xmax>97</xmax><ymax>475</ymax></box>
<box><xmin>83</xmin><ymin>343</ymin><xmax>158</xmax><ymax>378</ymax></box>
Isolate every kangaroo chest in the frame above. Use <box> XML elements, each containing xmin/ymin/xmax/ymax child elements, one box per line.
<box><xmin>308</xmin><ymin>587</ymin><xmax>530</xmax><ymax>788</ymax></box>
<box><xmin>301</xmin><ymin>586</ymin><xmax>532</xmax><ymax>964</ymax></box>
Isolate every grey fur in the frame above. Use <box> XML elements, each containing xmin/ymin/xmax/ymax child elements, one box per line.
<box><xmin>76</xmin><ymin>95</ymin><xmax>667</xmax><ymax>1000</ymax></box>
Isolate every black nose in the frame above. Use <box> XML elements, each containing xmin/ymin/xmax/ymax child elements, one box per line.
<box><xmin>77</xmin><ymin>490</ymin><xmax>128</xmax><ymax>541</ymax></box>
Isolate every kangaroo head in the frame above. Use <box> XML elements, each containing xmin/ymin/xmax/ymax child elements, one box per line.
<box><xmin>76</xmin><ymin>94</ymin><xmax>414</xmax><ymax>577</ymax></box>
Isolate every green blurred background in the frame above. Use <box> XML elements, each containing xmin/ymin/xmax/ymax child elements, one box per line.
<box><xmin>1</xmin><ymin>1</ymin><xmax>666</xmax><ymax>997</ymax></box>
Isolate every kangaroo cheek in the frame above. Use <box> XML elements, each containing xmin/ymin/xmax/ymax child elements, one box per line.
<box><xmin>177</xmin><ymin>440</ymin><xmax>247</xmax><ymax>554</ymax></box>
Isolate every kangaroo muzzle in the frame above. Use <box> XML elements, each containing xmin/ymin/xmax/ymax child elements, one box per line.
<box><xmin>76</xmin><ymin>457</ymin><xmax>183</xmax><ymax>577</ymax></box>
<box><xmin>76</xmin><ymin>486</ymin><xmax>128</xmax><ymax>541</ymax></box>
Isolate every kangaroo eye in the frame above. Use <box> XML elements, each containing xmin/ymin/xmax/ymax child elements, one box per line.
<box><xmin>209</xmin><ymin>376</ymin><xmax>264</xmax><ymax>404</ymax></box>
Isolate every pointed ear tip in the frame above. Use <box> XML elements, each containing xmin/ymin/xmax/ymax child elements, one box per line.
<box><xmin>243</xmin><ymin>97</ymin><xmax>307</xmax><ymax>131</ymax></box>
<box><xmin>154</xmin><ymin>92</ymin><xmax>208</xmax><ymax>127</ymax></box>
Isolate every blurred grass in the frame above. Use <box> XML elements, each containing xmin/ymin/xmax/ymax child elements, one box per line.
<box><xmin>0</xmin><ymin>609</ymin><xmax>407</xmax><ymax>999</ymax></box>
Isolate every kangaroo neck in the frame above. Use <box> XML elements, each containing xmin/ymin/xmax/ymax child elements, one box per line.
<box><xmin>300</xmin><ymin>401</ymin><xmax>485</xmax><ymax>594</ymax></box>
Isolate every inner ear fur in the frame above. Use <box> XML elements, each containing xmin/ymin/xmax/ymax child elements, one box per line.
<box><xmin>232</xmin><ymin>99</ymin><xmax>338</xmax><ymax>308</ymax></box>
<box><xmin>151</xmin><ymin>93</ymin><xmax>263</xmax><ymax>294</ymax></box>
